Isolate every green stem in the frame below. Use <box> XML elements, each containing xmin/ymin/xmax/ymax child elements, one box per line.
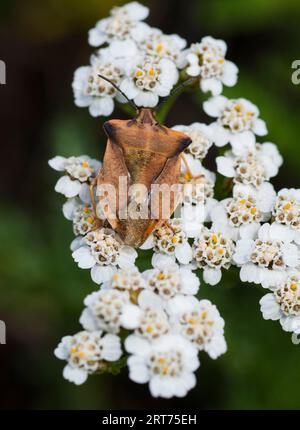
<box><xmin>116</xmin><ymin>101</ymin><xmax>136</xmax><ymax>118</ymax></box>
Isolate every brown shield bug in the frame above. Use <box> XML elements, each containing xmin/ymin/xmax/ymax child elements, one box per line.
<box><xmin>90</xmin><ymin>75</ymin><xmax>192</xmax><ymax>248</ymax></box>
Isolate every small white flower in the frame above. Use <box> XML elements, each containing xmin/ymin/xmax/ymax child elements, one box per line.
<box><xmin>125</xmin><ymin>333</ymin><xmax>199</xmax><ymax>398</ymax></box>
<box><xmin>49</xmin><ymin>155</ymin><xmax>101</xmax><ymax>198</ymax></box>
<box><xmin>72</xmin><ymin>228</ymin><xmax>137</xmax><ymax>284</ymax></box>
<box><xmin>143</xmin><ymin>262</ymin><xmax>200</xmax><ymax>300</ymax></box>
<box><xmin>216</xmin><ymin>142</ymin><xmax>282</xmax><ymax>188</ymax></box>
<box><xmin>72</xmin><ymin>48</ymin><xmax>129</xmax><ymax>117</ymax></box>
<box><xmin>88</xmin><ymin>2</ymin><xmax>149</xmax><ymax>47</ymax></box>
<box><xmin>272</xmin><ymin>188</ymin><xmax>300</xmax><ymax>245</ymax></box>
<box><xmin>173</xmin><ymin>123</ymin><xmax>214</xmax><ymax>160</ymax></box>
<box><xmin>193</xmin><ymin>228</ymin><xmax>235</xmax><ymax>286</ymax></box>
<box><xmin>167</xmin><ymin>296</ymin><xmax>227</xmax><ymax>359</ymax></box>
<box><xmin>180</xmin><ymin>155</ymin><xmax>215</xmax><ymax>206</ymax></box>
<box><xmin>186</xmin><ymin>36</ymin><xmax>238</xmax><ymax>95</ymax></box>
<box><xmin>203</xmin><ymin>96</ymin><xmax>267</xmax><ymax>148</ymax></box>
<box><xmin>139</xmin><ymin>28</ymin><xmax>187</xmax><ymax>67</ymax></box>
<box><xmin>179</xmin><ymin>155</ymin><xmax>216</xmax><ymax>237</ymax></box>
<box><xmin>120</xmin><ymin>55</ymin><xmax>178</xmax><ymax>107</ymax></box>
<box><xmin>141</xmin><ymin>219</ymin><xmax>193</xmax><ymax>265</ymax></box>
<box><xmin>109</xmin><ymin>267</ymin><xmax>147</xmax><ymax>293</ymax></box>
<box><xmin>234</xmin><ymin>223</ymin><xmax>300</xmax><ymax>288</ymax></box>
<box><xmin>121</xmin><ymin>290</ymin><xmax>170</xmax><ymax>339</ymax></box>
<box><xmin>80</xmin><ymin>289</ymin><xmax>131</xmax><ymax>334</ymax></box>
<box><xmin>260</xmin><ymin>270</ymin><xmax>300</xmax><ymax>333</ymax></box>
<box><xmin>210</xmin><ymin>183</ymin><xmax>276</xmax><ymax>241</ymax></box>
<box><xmin>54</xmin><ymin>330</ymin><xmax>122</xmax><ymax>385</ymax></box>
<box><xmin>63</xmin><ymin>198</ymin><xmax>98</xmax><ymax>236</ymax></box>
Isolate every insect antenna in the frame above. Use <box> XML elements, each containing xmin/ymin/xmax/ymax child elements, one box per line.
<box><xmin>98</xmin><ymin>74</ymin><xmax>138</xmax><ymax>111</ymax></box>
<box><xmin>156</xmin><ymin>77</ymin><xmax>198</xmax><ymax>110</ymax></box>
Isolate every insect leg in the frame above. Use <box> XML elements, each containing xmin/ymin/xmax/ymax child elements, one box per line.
<box><xmin>181</xmin><ymin>154</ymin><xmax>194</xmax><ymax>179</ymax></box>
<box><xmin>89</xmin><ymin>177</ymin><xmax>98</xmax><ymax>215</ymax></box>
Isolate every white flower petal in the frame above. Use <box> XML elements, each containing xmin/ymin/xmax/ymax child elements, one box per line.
<box><xmin>201</xmin><ymin>78</ymin><xmax>223</xmax><ymax>96</ymax></box>
<box><xmin>72</xmin><ymin>246</ymin><xmax>95</xmax><ymax>269</ymax></box>
<box><xmin>90</xmin><ymin>264</ymin><xmax>116</xmax><ymax>284</ymax></box>
<box><xmin>252</xmin><ymin>118</ymin><xmax>268</xmax><ymax>136</ymax></box>
<box><xmin>48</xmin><ymin>156</ymin><xmax>66</xmax><ymax>171</ymax></box>
<box><xmin>203</xmin><ymin>267</ymin><xmax>222</xmax><ymax>286</ymax></box>
<box><xmin>260</xmin><ymin>294</ymin><xmax>281</xmax><ymax>320</ymax></box>
<box><xmin>203</xmin><ymin>95</ymin><xmax>227</xmax><ymax>117</ymax></box>
<box><xmin>175</xmin><ymin>242</ymin><xmax>193</xmax><ymax>265</ymax></box>
<box><xmin>55</xmin><ymin>176</ymin><xmax>82</xmax><ymax>198</ymax></box>
<box><xmin>121</xmin><ymin>304</ymin><xmax>142</xmax><ymax>330</ymax></box>
<box><xmin>216</xmin><ymin>156</ymin><xmax>235</xmax><ymax>177</ymax></box>
<box><xmin>63</xmin><ymin>365</ymin><xmax>87</xmax><ymax>385</ymax></box>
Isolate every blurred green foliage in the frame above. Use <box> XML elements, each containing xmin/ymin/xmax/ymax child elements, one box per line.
<box><xmin>0</xmin><ymin>0</ymin><xmax>300</xmax><ymax>410</ymax></box>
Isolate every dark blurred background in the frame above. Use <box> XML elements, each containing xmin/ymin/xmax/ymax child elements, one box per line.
<box><xmin>0</xmin><ymin>0</ymin><xmax>300</xmax><ymax>409</ymax></box>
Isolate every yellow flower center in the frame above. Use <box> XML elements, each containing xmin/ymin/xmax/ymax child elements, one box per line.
<box><xmin>156</xmin><ymin>43</ymin><xmax>164</xmax><ymax>53</ymax></box>
<box><xmin>290</xmin><ymin>283</ymin><xmax>298</xmax><ymax>291</ymax></box>
<box><xmin>211</xmin><ymin>234</ymin><xmax>218</xmax><ymax>244</ymax></box>
<box><xmin>87</xmin><ymin>216</ymin><xmax>94</xmax><ymax>224</ymax></box>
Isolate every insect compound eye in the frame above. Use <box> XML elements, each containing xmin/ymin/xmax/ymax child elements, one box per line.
<box><xmin>178</xmin><ymin>137</ymin><xmax>192</xmax><ymax>153</ymax></box>
<box><xmin>103</xmin><ymin>121</ymin><xmax>117</xmax><ymax>139</ymax></box>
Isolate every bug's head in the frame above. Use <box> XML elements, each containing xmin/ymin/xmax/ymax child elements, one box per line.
<box><xmin>98</xmin><ymin>74</ymin><xmax>158</xmax><ymax>124</ymax></box>
<box><xmin>98</xmin><ymin>74</ymin><xmax>197</xmax><ymax>125</ymax></box>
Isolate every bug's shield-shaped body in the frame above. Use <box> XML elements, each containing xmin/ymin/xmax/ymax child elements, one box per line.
<box><xmin>96</xmin><ymin>108</ymin><xmax>191</xmax><ymax>247</ymax></box>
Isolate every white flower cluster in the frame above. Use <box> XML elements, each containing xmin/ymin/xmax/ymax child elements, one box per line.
<box><xmin>72</xmin><ymin>2</ymin><xmax>239</xmax><ymax>116</ymax></box>
<box><xmin>55</xmin><ymin>261</ymin><xmax>226</xmax><ymax>397</ymax></box>
<box><xmin>50</xmin><ymin>1</ymin><xmax>300</xmax><ymax>399</ymax></box>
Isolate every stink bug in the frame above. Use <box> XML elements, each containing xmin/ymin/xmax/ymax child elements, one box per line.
<box><xmin>90</xmin><ymin>75</ymin><xmax>192</xmax><ymax>248</ymax></box>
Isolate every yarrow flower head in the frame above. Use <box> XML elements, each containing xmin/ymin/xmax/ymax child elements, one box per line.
<box><xmin>80</xmin><ymin>289</ymin><xmax>131</xmax><ymax>334</ymax></box>
<box><xmin>203</xmin><ymin>95</ymin><xmax>267</xmax><ymax>148</ymax></box>
<box><xmin>143</xmin><ymin>260</ymin><xmax>200</xmax><ymax>300</ymax></box>
<box><xmin>260</xmin><ymin>270</ymin><xmax>300</xmax><ymax>333</ymax></box>
<box><xmin>234</xmin><ymin>223</ymin><xmax>300</xmax><ymax>288</ymax></box>
<box><xmin>167</xmin><ymin>296</ymin><xmax>227</xmax><ymax>359</ymax></box>
<box><xmin>49</xmin><ymin>155</ymin><xmax>101</xmax><ymax>198</ymax></box>
<box><xmin>72</xmin><ymin>53</ymin><xmax>125</xmax><ymax>117</ymax></box>
<box><xmin>179</xmin><ymin>154</ymin><xmax>216</xmax><ymax>237</ymax></box>
<box><xmin>120</xmin><ymin>55</ymin><xmax>178</xmax><ymax>107</ymax></box>
<box><xmin>54</xmin><ymin>330</ymin><xmax>122</xmax><ymax>385</ymax></box>
<box><xmin>110</xmin><ymin>267</ymin><xmax>147</xmax><ymax>295</ymax></box>
<box><xmin>121</xmin><ymin>289</ymin><xmax>171</xmax><ymax>339</ymax></box>
<box><xmin>125</xmin><ymin>334</ymin><xmax>199</xmax><ymax>398</ymax></box>
<box><xmin>210</xmin><ymin>183</ymin><xmax>276</xmax><ymax>241</ymax></box>
<box><xmin>63</xmin><ymin>199</ymin><xmax>98</xmax><ymax>236</ymax></box>
<box><xmin>173</xmin><ymin>123</ymin><xmax>214</xmax><ymax>160</ymax></box>
<box><xmin>88</xmin><ymin>2</ymin><xmax>149</xmax><ymax>47</ymax></box>
<box><xmin>193</xmin><ymin>228</ymin><xmax>235</xmax><ymax>286</ymax></box>
<box><xmin>141</xmin><ymin>219</ymin><xmax>193</xmax><ymax>265</ymax></box>
<box><xmin>139</xmin><ymin>28</ymin><xmax>187</xmax><ymax>67</ymax></box>
<box><xmin>72</xmin><ymin>228</ymin><xmax>138</xmax><ymax>284</ymax></box>
<box><xmin>216</xmin><ymin>142</ymin><xmax>283</xmax><ymax>188</ymax></box>
<box><xmin>186</xmin><ymin>36</ymin><xmax>238</xmax><ymax>95</ymax></box>
<box><xmin>272</xmin><ymin>188</ymin><xmax>300</xmax><ymax>244</ymax></box>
